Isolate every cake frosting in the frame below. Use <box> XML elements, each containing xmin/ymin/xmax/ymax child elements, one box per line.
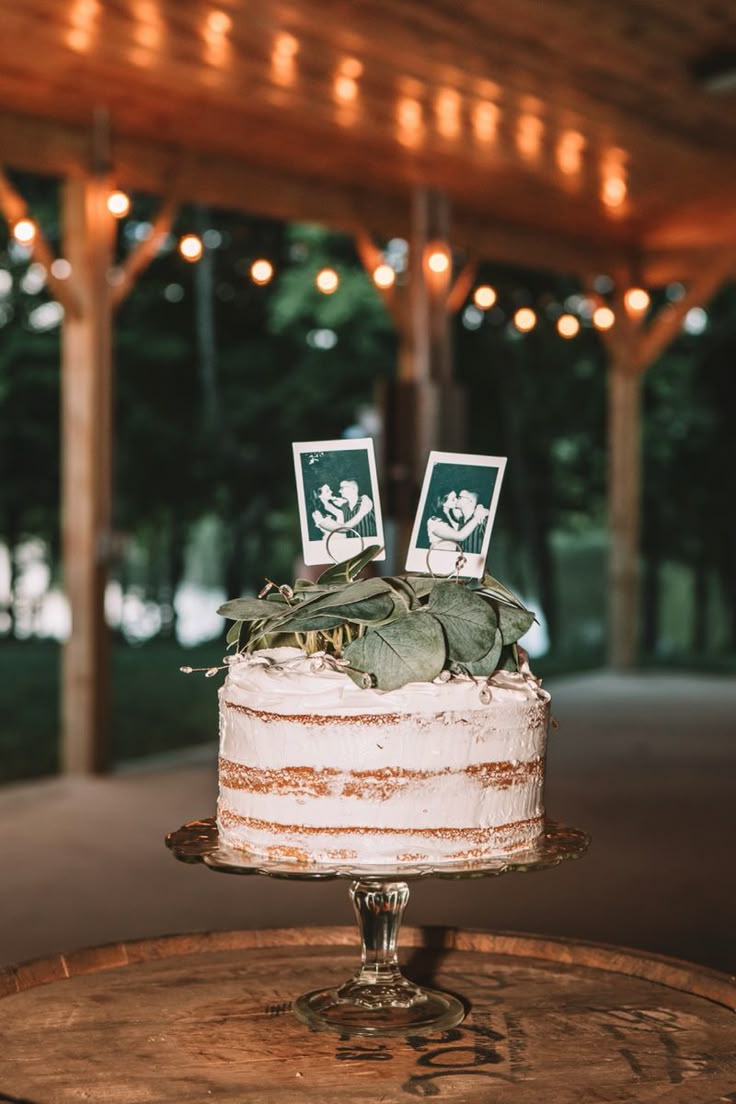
<box><xmin>217</xmin><ymin>646</ymin><xmax>550</xmax><ymax>866</ymax></box>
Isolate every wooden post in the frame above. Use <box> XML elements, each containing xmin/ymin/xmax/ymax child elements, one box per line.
<box><xmin>60</xmin><ymin>171</ymin><xmax>115</xmax><ymax>773</ymax></box>
<box><xmin>607</xmin><ymin>342</ymin><xmax>642</xmax><ymax>670</ymax></box>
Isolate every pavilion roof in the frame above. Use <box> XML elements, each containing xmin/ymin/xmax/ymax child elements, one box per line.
<box><xmin>0</xmin><ymin>0</ymin><xmax>735</xmax><ymax>280</ymax></box>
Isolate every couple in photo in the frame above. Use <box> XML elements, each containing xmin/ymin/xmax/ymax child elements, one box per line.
<box><xmin>312</xmin><ymin>479</ymin><xmax>375</xmax><ymax>540</ymax></box>
<box><xmin>427</xmin><ymin>488</ymin><xmax>489</xmax><ymax>554</ymax></box>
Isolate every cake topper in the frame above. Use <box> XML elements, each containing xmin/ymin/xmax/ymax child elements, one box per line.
<box><xmin>293</xmin><ymin>438</ymin><xmax>386</xmax><ymax>566</ymax></box>
<box><xmin>405</xmin><ymin>451</ymin><xmax>507</xmax><ymax>579</ymax></box>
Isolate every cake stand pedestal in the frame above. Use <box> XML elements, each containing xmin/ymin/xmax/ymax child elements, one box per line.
<box><xmin>166</xmin><ymin>818</ymin><xmax>588</xmax><ymax>1037</ymax></box>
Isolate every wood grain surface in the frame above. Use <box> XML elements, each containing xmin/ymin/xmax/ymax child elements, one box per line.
<box><xmin>0</xmin><ymin>927</ymin><xmax>734</xmax><ymax>1103</ymax></box>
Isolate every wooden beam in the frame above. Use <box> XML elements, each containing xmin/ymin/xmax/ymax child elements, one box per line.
<box><xmin>0</xmin><ymin>167</ymin><xmax>82</xmax><ymax>317</ymax></box>
<box><xmin>60</xmin><ymin>171</ymin><xmax>115</xmax><ymax>774</ymax></box>
<box><xmin>634</xmin><ymin>251</ymin><xmax>736</xmax><ymax>372</ymax></box>
<box><xmin>111</xmin><ymin>197</ymin><xmax>178</xmax><ymax>310</ymax></box>
<box><xmin>447</xmin><ymin>258</ymin><xmax>477</xmax><ymax>315</ymax></box>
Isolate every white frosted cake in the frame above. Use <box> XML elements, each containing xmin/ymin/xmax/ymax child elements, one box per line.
<box><xmin>217</xmin><ymin>646</ymin><xmax>550</xmax><ymax>866</ymax></box>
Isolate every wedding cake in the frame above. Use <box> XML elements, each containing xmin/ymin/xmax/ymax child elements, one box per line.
<box><xmin>215</xmin><ymin>555</ymin><xmax>549</xmax><ymax>867</ymax></box>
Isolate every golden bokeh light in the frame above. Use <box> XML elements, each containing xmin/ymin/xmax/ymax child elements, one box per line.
<box><xmin>435</xmin><ymin>88</ymin><xmax>461</xmax><ymax>140</ymax></box>
<box><xmin>179</xmin><ymin>234</ymin><xmax>203</xmax><ymax>262</ymax></box>
<box><xmin>472</xmin><ymin>100</ymin><xmax>499</xmax><ymax>144</ymax></box>
<box><xmin>372</xmin><ymin>264</ymin><xmax>395</xmax><ymax>289</ymax></box>
<box><xmin>593</xmin><ymin>306</ymin><xmax>615</xmax><ymax>331</ymax></box>
<box><xmin>12</xmin><ymin>218</ymin><xmax>37</xmax><ymax>246</ymax></box>
<box><xmin>473</xmin><ymin>285</ymin><xmax>497</xmax><ymax>310</ymax></box>
<box><xmin>427</xmin><ymin>249</ymin><xmax>450</xmax><ymax>274</ymax></box>
<box><xmin>557</xmin><ymin>313</ymin><xmax>580</xmax><ymax>338</ymax></box>
<box><xmin>516</xmin><ymin>111</ymin><xmax>543</xmax><ymax>162</ymax></box>
<box><xmin>106</xmin><ymin>190</ymin><xmax>131</xmax><ymax>218</ymax></box>
<box><xmin>250</xmin><ymin>259</ymin><xmax>274</xmax><ymax>285</ymax></box>
<box><xmin>316</xmin><ymin>267</ymin><xmax>339</xmax><ymax>294</ymax></box>
<box><xmin>513</xmin><ymin>307</ymin><xmax>537</xmax><ymax>333</ymax></box>
<box><xmin>624</xmin><ymin>287</ymin><xmax>650</xmax><ymax>314</ymax></box>
<box><xmin>271</xmin><ymin>31</ymin><xmax>299</xmax><ymax>88</ymax></box>
<box><xmin>206</xmin><ymin>9</ymin><xmax>231</xmax><ymax>35</ymax></box>
<box><xmin>556</xmin><ymin>130</ymin><xmax>585</xmax><ymax>177</ymax></box>
<box><xmin>397</xmin><ymin>96</ymin><xmax>424</xmax><ymax>149</ymax></box>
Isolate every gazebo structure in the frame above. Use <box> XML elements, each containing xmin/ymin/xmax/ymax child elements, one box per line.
<box><xmin>0</xmin><ymin>1</ymin><xmax>735</xmax><ymax>773</ymax></box>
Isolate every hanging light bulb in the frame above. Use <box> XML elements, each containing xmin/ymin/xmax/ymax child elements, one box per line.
<box><xmin>557</xmin><ymin>313</ymin><xmax>580</xmax><ymax>338</ymax></box>
<box><xmin>593</xmin><ymin>305</ymin><xmax>615</xmax><ymax>331</ymax></box>
<box><xmin>372</xmin><ymin>263</ymin><xmax>395</xmax><ymax>289</ymax></box>
<box><xmin>624</xmin><ymin>287</ymin><xmax>650</xmax><ymax>314</ymax></box>
<box><xmin>250</xmin><ymin>258</ymin><xmax>274</xmax><ymax>285</ymax></box>
<box><xmin>473</xmin><ymin>285</ymin><xmax>497</xmax><ymax>310</ymax></box>
<box><xmin>513</xmin><ymin>307</ymin><xmax>537</xmax><ymax>332</ymax></box>
<box><xmin>12</xmin><ymin>218</ymin><xmax>36</xmax><ymax>246</ymax></box>
<box><xmin>107</xmin><ymin>190</ymin><xmax>131</xmax><ymax>218</ymax></box>
<box><xmin>315</xmin><ymin>267</ymin><xmax>339</xmax><ymax>293</ymax></box>
<box><xmin>179</xmin><ymin>234</ymin><xmax>203</xmax><ymax>262</ymax></box>
<box><xmin>427</xmin><ymin>249</ymin><xmax>450</xmax><ymax>274</ymax></box>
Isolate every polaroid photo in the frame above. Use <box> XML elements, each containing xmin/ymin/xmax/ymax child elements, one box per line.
<box><xmin>293</xmin><ymin>438</ymin><xmax>386</xmax><ymax>566</ymax></box>
<box><xmin>405</xmin><ymin>451</ymin><xmax>507</xmax><ymax>578</ymax></box>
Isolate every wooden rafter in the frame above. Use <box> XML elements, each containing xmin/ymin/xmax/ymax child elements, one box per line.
<box><xmin>0</xmin><ymin>167</ymin><xmax>82</xmax><ymax>317</ymax></box>
<box><xmin>110</xmin><ymin>197</ymin><xmax>178</xmax><ymax>310</ymax></box>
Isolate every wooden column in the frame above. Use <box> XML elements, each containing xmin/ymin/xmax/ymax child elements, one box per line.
<box><xmin>607</xmin><ymin>341</ymin><xmax>642</xmax><ymax>670</ymax></box>
<box><xmin>60</xmin><ymin>172</ymin><xmax>115</xmax><ymax>773</ymax></box>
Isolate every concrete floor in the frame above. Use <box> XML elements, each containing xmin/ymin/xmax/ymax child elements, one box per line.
<box><xmin>1</xmin><ymin>671</ymin><xmax>734</xmax><ymax>974</ymax></box>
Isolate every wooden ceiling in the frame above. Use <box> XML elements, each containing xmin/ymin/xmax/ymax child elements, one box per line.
<box><xmin>0</xmin><ymin>0</ymin><xmax>735</xmax><ymax>279</ymax></box>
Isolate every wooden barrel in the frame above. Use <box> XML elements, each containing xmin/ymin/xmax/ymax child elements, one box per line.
<box><xmin>0</xmin><ymin>927</ymin><xmax>734</xmax><ymax>1102</ymax></box>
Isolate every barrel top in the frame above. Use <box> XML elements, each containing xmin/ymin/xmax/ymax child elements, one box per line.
<box><xmin>1</xmin><ymin>927</ymin><xmax>734</xmax><ymax>1103</ymax></box>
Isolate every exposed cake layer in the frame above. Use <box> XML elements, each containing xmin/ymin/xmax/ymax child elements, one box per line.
<box><xmin>217</xmin><ymin>647</ymin><xmax>550</xmax><ymax>866</ymax></box>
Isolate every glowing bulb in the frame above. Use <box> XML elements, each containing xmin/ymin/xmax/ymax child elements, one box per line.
<box><xmin>427</xmin><ymin>249</ymin><xmax>450</xmax><ymax>274</ymax></box>
<box><xmin>316</xmin><ymin>267</ymin><xmax>339</xmax><ymax>294</ymax></box>
<box><xmin>179</xmin><ymin>234</ymin><xmax>203</xmax><ymax>262</ymax></box>
<box><xmin>557</xmin><ymin>313</ymin><xmax>580</xmax><ymax>338</ymax></box>
<box><xmin>107</xmin><ymin>190</ymin><xmax>130</xmax><ymax>218</ymax></box>
<box><xmin>372</xmin><ymin>264</ymin><xmax>395</xmax><ymax>289</ymax></box>
<box><xmin>12</xmin><ymin>218</ymin><xmax>36</xmax><ymax>245</ymax></box>
<box><xmin>513</xmin><ymin>307</ymin><xmax>537</xmax><ymax>333</ymax></box>
<box><xmin>624</xmin><ymin>287</ymin><xmax>650</xmax><ymax>314</ymax></box>
<box><xmin>473</xmin><ymin>285</ymin><xmax>497</xmax><ymax>310</ymax></box>
<box><xmin>206</xmin><ymin>9</ymin><xmax>231</xmax><ymax>34</ymax></box>
<box><xmin>250</xmin><ymin>259</ymin><xmax>273</xmax><ymax>285</ymax></box>
<box><xmin>593</xmin><ymin>306</ymin><xmax>615</xmax><ymax>331</ymax></box>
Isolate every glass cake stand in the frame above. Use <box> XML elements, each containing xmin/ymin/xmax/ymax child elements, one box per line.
<box><xmin>166</xmin><ymin>818</ymin><xmax>588</xmax><ymax>1037</ymax></box>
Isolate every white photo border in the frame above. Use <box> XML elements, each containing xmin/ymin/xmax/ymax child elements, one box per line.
<box><xmin>405</xmin><ymin>451</ymin><xmax>507</xmax><ymax>578</ymax></box>
<box><xmin>293</xmin><ymin>438</ymin><xmax>386</xmax><ymax>566</ymax></box>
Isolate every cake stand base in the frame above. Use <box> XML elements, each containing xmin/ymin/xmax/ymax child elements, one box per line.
<box><xmin>294</xmin><ymin>879</ymin><xmax>464</xmax><ymax>1036</ymax></box>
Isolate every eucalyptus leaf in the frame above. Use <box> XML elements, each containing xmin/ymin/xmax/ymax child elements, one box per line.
<box><xmin>217</xmin><ymin>596</ymin><xmax>281</xmax><ymax>621</ymax></box>
<box><xmin>275</xmin><ymin>591</ymin><xmax>395</xmax><ymax>632</ymax></box>
<box><xmin>497</xmin><ymin>603</ymin><xmax>535</xmax><ymax>644</ymax></box>
<box><xmin>318</xmin><ymin>545</ymin><xmax>383</xmax><ymax>584</ymax></box>
<box><xmin>498</xmin><ymin>642</ymin><xmax>520</xmax><ymax>671</ymax></box>
<box><xmin>384</xmin><ymin>576</ymin><xmax>420</xmax><ymax>610</ymax></box>
<box><xmin>476</xmin><ymin>573</ymin><xmax>526</xmax><ymax>610</ymax></box>
<box><xmin>344</xmin><ymin>611</ymin><xmax>446</xmax><ymax>691</ymax></box>
<box><xmin>226</xmin><ymin>620</ymin><xmax>243</xmax><ymax>646</ymax></box>
<box><xmin>464</xmin><ymin>628</ymin><xmax>504</xmax><ymax>676</ymax></box>
<box><xmin>426</xmin><ymin>582</ymin><xmax>498</xmax><ymax>663</ymax></box>
<box><xmin>404</xmin><ymin>574</ymin><xmax>440</xmax><ymax>598</ymax></box>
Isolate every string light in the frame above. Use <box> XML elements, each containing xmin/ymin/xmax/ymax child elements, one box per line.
<box><xmin>372</xmin><ymin>263</ymin><xmax>395</xmax><ymax>289</ymax></box>
<box><xmin>557</xmin><ymin>313</ymin><xmax>580</xmax><ymax>338</ymax></box>
<box><xmin>179</xmin><ymin>234</ymin><xmax>203</xmax><ymax>262</ymax></box>
<box><xmin>473</xmin><ymin>285</ymin><xmax>497</xmax><ymax>310</ymax></box>
<box><xmin>315</xmin><ymin>267</ymin><xmax>339</xmax><ymax>294</ymax></box>
<box><xmin>513</xmin><ymin>307</ymin><xmax>537</xmax><ymax>333</ymax></box>
<box><xmin>624</xmin><ymin>287</ymin><xmax>650</xmax><ymax>314</ymax></box>
<box><xmin>12</xmin><ymin>218</ymin><xmax>36</xmax><ymax>246</ymax></box>
<box><xmin>106</xmin><ymin>190</ymin><xmax>130</xmax><ymax>218</ymax></box>
<box><xmin>427</xmin><ymin>249</ymin><xmax>450</xmax><ymax>274</ymax></box>
<box><xmin>250</xmin><ymin>259</ymin><xmax>274</xmax><ymax>285</ymax></box>
<box><xmin>593</xmin><ymin>305</ymin><xmax>615</xmax><ymax>331</ymax></box>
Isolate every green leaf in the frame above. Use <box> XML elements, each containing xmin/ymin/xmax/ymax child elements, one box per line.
<box><xmin>217</xmin><ymin>597</ymin><xmax>281</xmax><ymax>621</ymax></box>
<box><xmin>317</xmin><ymin>544</ymin><xmax>383</xmax><ymax>583</ymax></box>
<box><xmin>226</xmin><ymin>620</ymin><xmax>243</xmax><ymax>646</ymax></box>
<box><xmin>497</xmin><ymin>604</ymin><xmax>535</xmax><ymax>644</ymax></box>
<box><xmin>498</xmin><ymin>643</ymin><xmax>520</xmax><ymax>671</ymax></box>
<box><xmin>426</xmin><ymin>582</ymin><xmax>498</xmax><ymax>663</ymax></box>
<box><xmin>384</xmin><ymin>577</ymin><xmax>421</xmax><ymax>610</ymax></box>
<box><xmin>275</xmin><ymin>592</ymin><xmax>396</xmax><ymax>632</ymax></box>
<box><xmin>404</xmin><ymin>574</ymin><xmax>440</xmax><ymax>598</ymax></box>
<box><xmin>344</xmin><ymin>611</ymin><xmax>447</xmax><ymax>691</ymax></box>
<box><xmin>464</xmin><ymin>628</ymin><xmax>504</xmax><ymax>676</ymax></box>
<box><xmin>476</xmin><ymin>573</ymin><xmax>526</xmax><ymax>610</ymax></box>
